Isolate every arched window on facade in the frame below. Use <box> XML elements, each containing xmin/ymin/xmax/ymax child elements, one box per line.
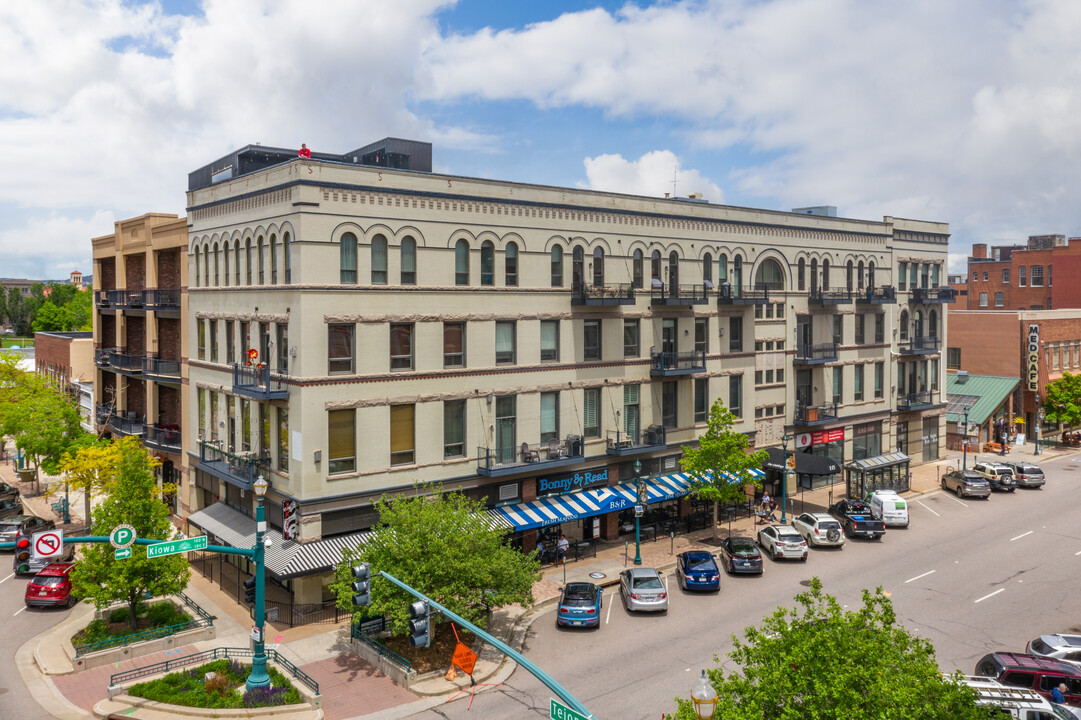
<box><xmin>572</xmin><ymin>246</ymin><xmax>585</xmax><ymax>289</ymax></box>
<box><xmin>913</xmin><ymin>310</ymin><xmax>924</xmax><ymax>339</ymax></box>
<box><xmin>269</xmin><ymin>234</ymin><xmax>278</xmax><ymax>284</ymax></box>
<box><xmin>245</xmin><ymin>239</ymin><xmax>253</xmax><ymax>285</ymax></box>
<box><xmin>846</xmin><ymin>260</ymin><xmax>854</xmax><ymax>292</ymax></box>
<box><xmin>669</xmin><ymin>251</ymin><xmax>680</xmax><ymax>289</ymax></box>
<box><xmin>222</xmin><ymin>244</ymin><xmax>229</xmax><ymax>286</ymax></box>
<box><xmin>732</xmin><ymin>254</ymin><xmax>743</xmax><ymax>295</ymax></box>
<box><xmin>822</xmin><ymin>258</ymin><xmax>830</xmax><ymax>291</ymax></box>
<box><xmin>258</xmin><ymin>237</ymin><xmax>265</xmax><ymax>284</ymax></box>
<box><xmin>868</xmin><ymin>260</ymin><xmax>876</xmax><ymax>287</ymax></box>
<box><xmin>651</xmin><ymin>250</ymin><xmax>662</xmax><ymax>286</ymax></box>
<box><xmin>401</xmin><ymin>236</ymin><xmax>416</xmax><ymax>285</ymax></box>
<box><xmin>857</xmin><ymin>260</ymin><xmax>865</xmax><ymax>290</ymax></box>
<box><xmin>455</xmin><ymin>239</ymin><xmax>469</xmax><ymax>285</ymax></box>
<box><xmin>632</xmin><ymin>249</ymin><xmax>643</xmax><ymax>288</ymax></box>
<box><xmin>899</xmin><ymin>309</ymin><xmax>909</xmax><ymax>341</ymax></box>
<box><xmin>551</xmin><ymin>246</ymin><xmax>563</xmax><ymax>287</ymax></box>
<box><xmin>754</xmin><ymin>257</ymin><xmax>785</xmax><ymax>291</ymax></box>
<box><xmin>194</xmin><ymin>247</ymin><xmax>200</xmax><ymax>288</ymax></box>
<box><xmin>929</xmin><ymin>309</ymin><xmax>938</xmax><ymax>337</ymax></box>
<box><xmin>340</xmin><ymin>232</ymin><xmax>357</xmax><ymax>283</ymax></box>
<box><xmin>283</xmin><ymin>232</ymin><xmax>291</xmax><ymax>284</ymax></box>
<box><xmin>371</xmin><ymin>234</ymin><xmax>388</xmax><ymax>284</ymax></box>
<box><xmin>810</xmin><ymin>258</ymin><xmax>818</xmax><ymax>292</ymax></box>
<box><xmin>233</xmin><ymin>241</ymin><xmax>240</xmax><ymax>285</ymax></box>
<box><xmin>703</xmin><ymin>252</ymin><xmax>713</xmax><ymax>288</ymax></box>
<box><xmin>212</xmin><ymin>244</ymin><xmax>220</xmax><ymax>286</ymax></box>
<box><xmin>718</xmin><ymin>254</ymin><xmax>728</xmax><ymax>285</ymax></box>
<box><xmin>592</xmin><ymin>247</ymin><xmax>604</xmax><ymax>287</ymax></box>
<box><xmin>481</xmin><ymin>241</ymin><xmax>495</xmax><ymax>285</ymax></box>
<box><xmin>797</xmin><ymin>258</ymin><xmax>806</xmax><ymax>291</ymax></box>
<box><xmin>505</xmin><ymin>242</ymin><xmax>519</xmax><ymax>286</ymax></box>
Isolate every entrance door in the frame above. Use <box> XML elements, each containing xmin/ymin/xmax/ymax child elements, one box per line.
<box><xmin>662</xmin><ymin>319</ymin><xmax>677</xmax><ymax>355</ymax></box>
<box><xmin>495</xmin><ymin>396</ymin><xmax>516</xmax><ymax>464</ymax></box>
<box><xmin>796</xmin><ymin>316</ymin><xmax>811</xmax><ymax>353</ymax></box>
<box><xmin>796</xmin><ymin>369</ymin><xmax>812</xmax><ymax>407</ymax></box>
<box><xmin>922</xmin><ymin>417</ymin><xmax>939</xmax><ymax>462</ymax></box>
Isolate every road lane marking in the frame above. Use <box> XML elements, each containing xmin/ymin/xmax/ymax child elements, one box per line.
<box><xmin>1010</xmin><ymin>531</ymin><xmax>1033</xmax><ymax>542</ymax></box>
<box><xmin>13</xmin><ymin>606</ymin><xmax>26</xmax><ymax>616</ymax></box>
<box><xmin>0</xmin><ymin>572</ymin><xmax>14</xmax><ymax>585</ymax></box>
<box><xmin>605</xmin><ymin>592</ymin><xmax>613</xmax><ymax>624</ymax></box>
<box><xmin>915</xmin><ymin>500</ymin><xmax>940</xmax><ymax>517</ymax></box>
<box><xmin>1075</xmin><ymin>550</ymin><xmax>1081</xmax><ymax>556</ymax></box>
<box><xmin>946</xmin><ymin>494</ymin><xmax>968</xmax><ymax>507</ymax></box>
<box><xmin>905</xmin><ymin>570</ymin><xmax>936</xmax><ymax>583</ymax></box>
<box><xmin>975</xmin><ymin>588</ymin><xmax>1005</xmax><ymax>603</ymax></box>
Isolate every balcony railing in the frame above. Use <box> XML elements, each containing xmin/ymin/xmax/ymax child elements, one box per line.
<box><xmin>897</xmin><ymin>390</ymin><xmax>937</xmax><ymax>411</ymax></box>
<box><xmin>108</xmin><ymin>413</ymin><xmax>145</xmax><ymax>437</ymax></box>
<box><xmin>856</xmin><ymin>286</ymin><xmax>897</xmax><ymax>305</ymax></box>
<box><xmin>809</xmin><ymin>288</ymin><xmax>855</xmax><ymax>306</ymax></box>
<box><xmin>142</xmin><ymin>356</ymin><xmax>181</xmax><ymax>382</ymax></box>
<box><xmin>109</xmin><ymin>351</ymin><xmax>145</xmax><ymax>375</ymax></box>
<box><xmin>606</xmin><ymin>426</ymin><xmax>667</xmax><ymax>456</ymax></box>
<box><xmin>794</xmin><ymin>343</ymin><xmax>839</xmax><ymax>364</ymax></box>
<box><xmin>795</xmin><ymin>402</ymin><xmax>838</xmax><ymax>425</ymax></box>
<box><xmin>94</xmin><ymin>290</ymin><xmax>113</xmax><ymax>309</ymax></box>
<box><xmin>231</xmin><ymin>363</ymin><xmax>289</xmax><ymax>400</ymax></box>
<box><xmin>95</xmin><ymin>404</ymin><xmax>112</xmax><ymax>426</ymax></box>
<box><xmin>910</xmin><ymin>287</ymin><xmax>957</xmax><ymax>304</ymax></box>
<box><xmin>198</xmin><ymin>440</ymin><xmax>269</xmax><ymax>491</ymax></box>
<box><xmin>717</xmin><ymin>285</ymin><xmax>769</xmax><ymax>305</ymax></box>
<box><xmin>95</xmin><ymin>348</ymin><xmax>115</xmax><ymax>367</ymax></box>
<box><xmin>144</xmin><ymin>424</ymin><xmax>181</xmax><ymax>453</ymax></box>
<box><xmin>571</xmin><ymin>282</ymin><xmax>636</xmax><ymax>306</ymax></box>
<box><xmin>898</xmin><ymin>335</ymin><xmax>940</xmax><ymax>354</ymax></box>
<box><xmin>650</xmin><ymin>350</ymin><xmax>707</xmax><ymax>376</ymax></box>
<box><xmin>477</xmin><ymin>435</ymin><xmax>585</xmax><ymax>476</ymax></box>
<box><xmin>143</xmin><ymin>288</ymin><xmax>181</xmax><ymax>311</ymax></box>
<box><xmin>650</xmin><ymin>282</ymin><xmax>709</xmax><ymax>306</ymax></box>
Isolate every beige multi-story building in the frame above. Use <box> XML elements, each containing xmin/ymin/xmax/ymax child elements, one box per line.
<box><xmin>182</xmin><ymin>139</ymin><xmax>951</xmax><ymax>608</ymax></box>
<box><xmin>91</xmin><ymin>213</ymin><xmax>189</xmax><ymax>517</ymax></box>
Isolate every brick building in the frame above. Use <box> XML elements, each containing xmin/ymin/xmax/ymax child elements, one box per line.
<box><xmin>34</xmin><ymin>331</ymin><xmax>95</xmax><ymax>430</ymax></box>
<box><xmin>962</xmin><ymin>235</ymin><xmax>1081</xmax><ymax>311</ymax></box>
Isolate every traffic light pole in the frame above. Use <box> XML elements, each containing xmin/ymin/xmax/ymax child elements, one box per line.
<box><xmin>377</xmin><ymin>571</ymin><xmax>594</xmax><ymax>720</ymax></box>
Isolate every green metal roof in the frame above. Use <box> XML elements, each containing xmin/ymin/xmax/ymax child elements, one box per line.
<box><xmin>945</xmin><ymin>373</ymin><xmax>1020</xmax><ymax>426</ymax></box>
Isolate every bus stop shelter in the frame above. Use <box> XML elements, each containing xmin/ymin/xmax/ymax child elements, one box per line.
<box><xmin>844</xmin><ymin>452</ymin><xmax>911</xmax><ymax>499</ymax></box>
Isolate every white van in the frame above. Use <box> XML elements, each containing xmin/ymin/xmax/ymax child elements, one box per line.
<box><xmin>960</xmin><ymin>675</ymin><xmax>1058</xmax><ymax>719</ymax></box>
<box><xmin>868</xmin><ymin>490</ymin><xmax>909</xmax><ymax>528</ymax></box>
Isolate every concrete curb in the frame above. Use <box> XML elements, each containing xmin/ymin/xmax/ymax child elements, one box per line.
<box><xmin>17</xmin><ymin>619</ymin><xmax>94</xmax><ymax>720</ymax></box>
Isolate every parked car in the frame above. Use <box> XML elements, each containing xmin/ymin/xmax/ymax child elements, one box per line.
<box><xmin>24</xmin><ymin>562</ymin><xmax>77</xmax><ymax>609</ymax></box>
<box><xmin>556</xmin><ymin>582</ymin><xmax>602</xmax><ymax>628</ymax></box>
<box><xmin>756</xmin><ymin>524</ymin><xmax>808</xmax><ymax>561</ymax></box>
<box><xmin>973</xmin><ymin>461</ymin><xmax>1017</xmax><ymax>492</ymax></box>
<box><xmin>940</xmin><ymin>470</ymin><xmax>992</xmax><ymax>499</ymax></box>
<box><xmin>0</xmin><ymin>515</ymin><xmax>55</xmax><ymax>548</ymax></box>
<box><xmin>0</xmin><ymin>498</ymin><xmax>23</xmax><ymax>520</ymax></box>
<box><xmin>975</xmin><ymin>652</ymin><xmax>1081</xmax><ymax>706</ymax></box>
<box><xmin>1027</xmin><ymin>634</ymin><xmax>1081</xmax><ymax>668</ymax></box>
<box><xmin>675</xmin><ymin>551</ymin><xmax>720</xmax><ymax>591</ymax></box>
<box><xmin>827</xmin><ymin>499</ymin><xmax>886</xmax><ymax>540</ymax></box>
<box><xmin>1002</xmin><ymin>461</ymin><xmax>1046</xmax><ymax>489</ymax></box>
<box><xmin>868</xmin><ymin>489</ymin><xmax>910</xmax><ymax>528</ymax></box>
<box><xmin>791</xmin><ymin>512</ymin><xmax>845</xmax><ymax>548</ymax></box>
<box><xmin>619</xmin><ymin>568</ymin><xmax>668</xmax><ymax>613</ymax></box>
<box><xmin>1054</xmin><ymin>703</ymin><xmax>1081</xmax><ymax>719</ymax></box>
<box><xmin>717</xmin><ymin>536</ymin><xmax>763</xmax><ymax>575</ymax></box>
<box><xmin>0</xmin><ymin>481</ymin><xmax>19</xmax><ymax>503</ymax></box>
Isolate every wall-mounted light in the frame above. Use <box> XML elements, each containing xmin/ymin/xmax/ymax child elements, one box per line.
<box><xmin>486</xmin><ymin>393</ymin><xmax>494</xmax><ymax>404</ymax></box>
<box><xmin>314</xmin><ymin>450</ymin><xmax>322</xmax><ymax>463</ymax></box>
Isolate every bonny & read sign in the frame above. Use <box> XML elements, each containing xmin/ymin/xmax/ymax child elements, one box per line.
<box><xmin>537</xmin><ymin>466</ymin><xmax>608</xmax><ymax>496</ymax></box>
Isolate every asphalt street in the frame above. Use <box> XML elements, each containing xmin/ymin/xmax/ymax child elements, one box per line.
<box><xmin>408</xmin><ymin>455</ymin><xmax>1081</xmax><ymax>720</ymax></box>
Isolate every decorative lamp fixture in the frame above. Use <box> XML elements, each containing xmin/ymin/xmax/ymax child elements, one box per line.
<box><xmin>253</xmin><ymin>475</ymin><xmax>269</xmax><ymax>497</ymax></box>
<box><xmin>691</xmin><ymin>670</ymin><xmax>718</xmax><ymax>719</ymax></box>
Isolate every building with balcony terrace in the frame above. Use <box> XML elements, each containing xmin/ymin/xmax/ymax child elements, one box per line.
<box><xmin>181</xmin><ymin>138</ymin><xmax>950</xmax><ymax>604</ymax></box>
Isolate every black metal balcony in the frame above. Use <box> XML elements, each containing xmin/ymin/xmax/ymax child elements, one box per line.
<box><xmin>94</xmin><ymin>290</ymin><xmax>113</xmax><ymax>309</ymax></box>
<box><xmin>809</xmin><ymin>288</ymin><xmax>855</xmax><ymax>306</ymax></box>
<box><xmin>856</xmin><ymin>286</ymin><xmax>897</xmax><ymax>305</ymax></box>
<box><xmin>144</xmin><ymin>424</ymin><xmax>181</xmax><ymax>453</ymax></box>
<box><xmin>106</xmin><ymin>289</ymin><xmax>128</xmax><ymax>307</ymax></box>
<box><xmin>606</xmin><ymin>426</ymin><xmax>667</xmax><ymax>456</ymax></box>
<box><xmin>910</xmin><ymin>287</ymin><xmax>957</xmax><ymax>304</ymax></box>
<box><xmin>94</xmin><ymin>404</ymin><xmax>111</xmax><ymax>425</ymax></box>
<box><xmin>716</xmin><ymin>285</ymin><xmax>769</xmax><ymax>305</ymax></box>
<box><xmin>650</xmin><ymin>282</ymin><xmax>709</xmax><ymax>306</ymax></box>
<box><xmin>897</xmin><ymin>391</ymin><xmax>937</xmax><ymax>411</ymax></box>
<box><xmin>571</xmin><ymin>282</ymin><xmax>636</xmax><ymax>306</ymax></box>
<box><xmin>795</xmin><ymin>402</ymin><xmax>839</xmax><ymax>426</ymax></box>
<box><xmin>232</xmin><ymin>363</ymin><xmax>289</xmax><ymax>400</ymax></box>
<box><xmin>95</xmin><ymin>348</ymin><xmax>115</xmax><ymax>368</ymax></box>
<box><xmin>109</xmin><ymin>351</ymin><xmax>145</xmax><ymax>376</ymax></box>
<box><xmin>198</xmin><ymin>440</ymin><xmax>268</xmax><ymax>491</ymax></box>
<box><xmin>897</xmin><ymin>335</ymin><xmax>940</xmax><ymax>355</ymax></box>
<box><xmin>650</xmin><ymin>350</ymin><xmax>707</xmax><ymax>376</ymax></box>
<box><xmin>143</xmin><ymin>356</ymin><xmax>181</xmax><ymax>383</ymax></box>
<box><xmin>794</xmin><ymin>343</ymin><xmax>839</xmax><ymax>364</ymax></box>
<box><xmin>476</xmin><ymin>435</ymin><xmax>585</xmax><ymax>477</ymax></box>
<box><xmin>108</xmin><ymin>413</ymin><xmax>145</xmax><ymax>437</ymax></box>
<box><xmin>143</xmin><ymin>288</ymin><xmax>181</xmax><ymax>312</ymax></box>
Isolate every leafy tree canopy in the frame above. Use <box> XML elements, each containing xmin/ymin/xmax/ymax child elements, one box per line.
<box><xmin>668</xmin><ymin>578</ymin><xmax>996</xmax><ymax>720</ymax></box>
<box><xmin>1042</xmin><ymin>371</ymin><xmax>1081</xmax><ymax>428</ymax></box>
<box><xmin>331</xmin><ymin>486</ymin><xmax>540</xmax><ymax>638</ymax></box>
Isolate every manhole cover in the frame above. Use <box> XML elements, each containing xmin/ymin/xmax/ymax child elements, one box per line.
<box><xmin>589</xmin><ymin>572</ymin><xmax>606</xmax><ymax>579</ymax></box>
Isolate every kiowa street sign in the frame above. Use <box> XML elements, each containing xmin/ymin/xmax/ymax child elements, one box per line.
<box><xmin>146</xmin><ymin>535</ymin><xmax>208</xmax><ymax>559</ymax></box>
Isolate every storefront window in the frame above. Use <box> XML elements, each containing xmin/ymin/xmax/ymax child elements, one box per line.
<box><xmin>852</xmin><ymin>421</ymin><xmax>881</xmax><ymax>460</ymax></box>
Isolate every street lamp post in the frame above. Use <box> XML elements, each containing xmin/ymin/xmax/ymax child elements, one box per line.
<box><xmin>1034</xmin><ymin>393</ymin><xmax>1041</xmax><ymax>456</ymax></box>
<box><xmin>633</xmin><ymin>459</ymin><xmax>643</xmax><ymax>565</ymax></box>
<box><xmin>779</xmin><ymin>434</ymin><xmax>791</xmax><ymax>524</ymax></box>
<box><xmin>961</xmin><ymin>410</ymin><xmax>970</xmax><ymax>472</ymax></box>
<box><xmin>246</xmin><ymin>475</ymin><xmax>271</xmax><ymax>690</ymax></box>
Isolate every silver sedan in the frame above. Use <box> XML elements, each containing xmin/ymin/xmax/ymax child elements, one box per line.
<box><xmin>757</xmin><ymin>524</ymin><xmax>808</xmax><ymax>561</ymax></box>
<box><xmin>619</xmin><ymin>568</ymin><xmax>669</xmax><ymax>613</ymax></box>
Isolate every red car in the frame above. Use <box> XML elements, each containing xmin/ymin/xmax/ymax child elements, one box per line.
<box><xmin>24</xmin><ymin>562</ymin><xmax>77</xmax><ymax>608</ymax></box>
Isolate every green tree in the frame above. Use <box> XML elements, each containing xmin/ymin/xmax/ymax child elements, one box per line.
<box><xmin>31</xmin><ymin>301</ymin><xmax>73</xmax><ymax>332</ymax></box>
<box><xmin>1042</xmin><ymin>371</ymin><xmax>1081</xmax><ymax>430</ymax></box>
<box><xmin>69</xmin><ymin>437</ymin><xmax>191</xmax><ymax>630</ymax></box>
<box><xmin>5</xmin><ymin>288</ymin><xmax>29</xmax><ymax>336</ymax></box>
<box><xmin>66</xmin><ymin>287</ymin><xmax>93</xmax><ymax>330</ymax></box>
<box><xmin>331</xmin><ymin>487</ymin><xmax>540</xmax><ymax>639</ymax></box>
<box><xmin>61</xmin><ymin>437</ymin><xmax>120</xmax><ymax>530</ymax></box>
<box><xmin>0</xmin><ymin>367</ymin><xmax>85</xmax><ymax>492</ymax></box>
<box><xmin>668</xmin><ymin>578</ymin><xmax>997</xmax><ymax>720</ymax></box>
<box><xmin>680</xmin><ymin>400</ymin><xmax>769</xmax><ymax>540</ymax></box>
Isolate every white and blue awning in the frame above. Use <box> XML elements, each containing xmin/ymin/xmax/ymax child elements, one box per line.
<box><xmin>491</xmin><ymin>469</ymin><xmax>763</xmax><ymax>532</ymax></box>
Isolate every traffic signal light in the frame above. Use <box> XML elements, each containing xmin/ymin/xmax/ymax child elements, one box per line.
<box><xmin>243</xmin><ymin>577</ymin><xmax>257</xmax><ymax>606</ymax></box>
<box><xmin>408</xmin><ymin>600</ymin><xmax>430</xmax><ymax>648</ymax></box>
<box><xmin>351</xmin><ymin>563</ymin><xmax>371</xmax><ymax>608</ymax></box>
<box><xmin>13</xmin><ymin>535</ymin><xmax>31</xmax><ymax>575</ymax></box>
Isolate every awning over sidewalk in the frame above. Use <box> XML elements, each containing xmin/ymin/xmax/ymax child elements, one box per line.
<box><xmin>490</xmin><ymin>469</ymin><xmax>764</xmax><ymax>532</ymax></box>
<box><xmin>763</xmin><ymin>447</ymin><xmax>841</xmax><ymax>476</ymax></box>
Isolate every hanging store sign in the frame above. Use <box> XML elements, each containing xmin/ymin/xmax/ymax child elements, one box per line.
<box><xmin>809</xmin><ymin>428</ymin><xmax>844</xmax><ymax>446</ymax></box>
<box><xmin>282</xmin><ymin>499</ymin><xmax>299</xmax><ymax>541</ymax></box>
<box><xmin>1027</xmin><ymin>324</ymin><xmax>1040</xmax><ymax>391</ymax></box>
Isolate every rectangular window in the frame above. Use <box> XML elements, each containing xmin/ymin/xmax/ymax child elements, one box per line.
<box><xmin>931</xmin><ymin>359</ymin><xmax>939</xmax><ymax>391</ymax></box>
<box><xmin>855</xmin><ymin>314</ymin><xmax>865</xmax><ymax>345</ymax></box>
<box><xmin>775</xmin><ymin>302</ymin><xmax>785</xmax><ymax>318</ymax></box>
<box><xmin>832</xmin><ymin>366</ymin><xmax>843</xmax><ymax>405</ymax></box>
<box><xmin>729</xmin><ymin>316</ymin><xmax>743</xmax><ymax>352</ymax></box>
<box><xmin>328</xmin><ymin>324</ymin><xmax>355</xmax><ymax>374</ymax></box>
<box><xmin>729</xmin><ymin>375</ymin><xmax>742</xmax><ymax>418</ymax></box>
<box><xmin>328</xmin><ymin>409</ymin><xmax>355</xmax><ymax>474</ymax></box>
<box><xmin>209</xmin><ymin>393</ymin><xmax>218</xmax><ymax>441</ymax></box>
<box><xmin>755</xmin><ymin>370</ymin><xmax>763</xmax><ymax>386</ymax></box>
<box><xmin>390</xmin><ymin>405</ymin><xmax>415</xmax><ymax>465</ymax></box>
<box><xmin>276</xmin><ymin>407</ymin><xmax>289</xmax><ymax>472</ymax></box>
<box><xmin>227</xmin><ymin>397</ymin><xmax>237</xmax><ymax>452</ymax></box>
<box><xmin>226</xmin><ymin>320</ymin><xmax>235</xmax><ymax>363</ymax></box>
<box><xmin>390</xmin><ymin>323</ymin><xmax>414</xmax><ymax>370</ymax></box>
<box><xmin>539</xmin><ymin>320</ymin><xmax>560</xmax><ymax>362</ymax></box>
<box><xmin>874</xmin><ymin>362</ymin><xmax>884</xmax><ymax>399</ymax></box>
<box><xmin>852</xmin><ymin>421</ymin><xmax>882</xmax><ymax>461</ymax></box>
<box><xmin>898</xmin><ymin>262</ymin><xmax>907</xmax><ymax>290</ymax></box>
<box><xmin>765</xmin><ymin>369</ymin><xmax>774</xmax><ymax>384</ymax></box>
<box><xmin>584</xmin><ymin>320</ymin><xmax>602</xmax><ymax>360</ymax></box>
<box><xmin>1002</xmin><ymin>268</ymin><xmax>1010</xmax><ymax>284</ymax></box>
<box><xmin>624</xmin><ymin>384</ymin><xmax>640</xmax><ymax>439</ymax></box>
<box><xmin>978</xmin><ymin>292</ymin><xmax>988</xmax><ymax>307</ymax></box>
<box><xmin>694</xmin><ymin>379</ymin><xmax>708</xmax><ymax>422</ymax></box>
<box><xmin>833</xmin><ymin>314</ymin><xmax>843</xmax><ymax>346</ymax></box>
<box><xmin>1030</xmin><ymin>265</ymin><xmax>1044</xmax><ymax>286</ymax></box>
<box><xmin>197</xmin><ymin>389</ymin><xmax>206</xmax><ymax>438</ymax></box>
<box><xmin>276</xmin><ymin>324</ymin><xmax>288</xmax><ymax>373</ymax></box>
<box><xmin>540</xmin><ymin>392</ymin><xmax>560</xmax><ymax>443</ymax></box>
<box><xmin>694</xmin><ymin>318</ymin><xmax>708</xmax><ymax>354</ymax></box>
<box><xmin>198</xmin><ymin>320</ymin><xmax>206</xmax><ymax>360</ymax></box>
<box><xmin>495</xmin><ymin>321</ymin><xmax>516</xmax><ymax>364</ymax></box>
<box><xmin>444</xmin><ymin>322</ymin><xmax>465</xmax><ymax>367</ymax></box>
<box><xmin>495</xmin><ymin>396</ymin><xmax>516</xmax><ymax>463</ymax></box>
<box><xmin>240</xmin><ymin>321</ymin><xmax>250</xmax><ymax>359</ymax></box>
<box><xmin>982</xmin><ymin>271</ymin><xmax>988</xmax><ymax>282</ymax></box>
<box><xmin>241</xmin><ymin>399</ymin><xmax>251</xmax><ymax>452</ymax></box>
<box><xmin>875</xmin><ymin>313</ymin><xmax>884</xmax><ymax>344</ymax></box>
<box><xmin>909</xmin><ymin>263</ymin><xmax>917</xmax><ymax>289</ymax></box>
<box><xmin>994</xmin><ymin>292</ymin><xmax>1004</xmax><ymax>307</ymax></box>
<box><xmin>854</xmin><ymin>365</ymin><xmax>865</xmax><ymax>402</ymax></box>
<box><xmin>662</xmin><ymin>381</ymin><xmax>678</xmax><ymax>429</ymax></box>
<box><xmin>444</xmin><ymin>400</ymin><xmax>466</xmax><ymax>458</ymax></box>
<box><xmin>932</xmin><ymin>264</ymin><xmax>940</xmax><ymax>287</ymax></box>
<box><xmin>583</xmin><ymin>388</ymin><xmax>600</xmax><ymax>438</ymax></box>
<box><xmin>623</xmin><ymin>319</ymin><xmax>640</xmax><ymax>358</ymax></box>
<box><xmin>776</xmin><ymin>367</ymin><xmax>784</xmax><ymax>383</ymax></box>
<box><xmin>1019</xmin><ymin>266</ymin><xmax>1027</xmax><ymax>286</ymax></box>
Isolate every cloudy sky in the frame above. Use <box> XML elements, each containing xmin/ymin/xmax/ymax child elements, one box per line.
<box><xmin>2</xmin><ymin>0</ymin><xmax>1081</xmax><ymax>280</ymax></box>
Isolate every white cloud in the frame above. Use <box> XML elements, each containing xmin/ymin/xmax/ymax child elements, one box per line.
<box><xmin>581</xmin><ymin>151</ymin><xmax>724</xmax><ymax>204</ymax></box>
<box><xmin>0</xmin><ymin>209</ymin><xmax>114</xmax><ymax>279</ymax></box>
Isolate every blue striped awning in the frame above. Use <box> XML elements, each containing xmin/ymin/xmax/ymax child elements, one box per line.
<box><xmin>491</xmin><ymin>469</ymin><xmax>763</xmax><ymax>532</ymax></box>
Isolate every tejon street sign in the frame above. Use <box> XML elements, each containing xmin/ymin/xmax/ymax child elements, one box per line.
<box><xmin>109</xmin><ymin>524</ymin><xmax>137</xmax><ymax>549</ymax></box>
<box><xmin>146</xmin><ymin>535</ymin><xmax>208</xmax><ymax>559</ymax></box>
<box><xmin>550</xmin><ymin>698</ymin><xmax>589</xmax><ymax>720</ymax></box>
<box><xmin>114</xmin><ymin>547</ymin><xmax>132</xmax><ymax>560</ymax></box>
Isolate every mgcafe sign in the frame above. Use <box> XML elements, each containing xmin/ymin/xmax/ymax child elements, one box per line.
<box><xmin>1027</xmin><ymin>324</ymin><xmax>1040</xmax><ymax>392</ymax></box>
<box><xmin>538</xmin><ymin>466</ymin><xmax>609</xmax><ymax>496</ymax></box>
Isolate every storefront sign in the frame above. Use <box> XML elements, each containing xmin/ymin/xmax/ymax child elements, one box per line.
<box><xmin>809</xmin><ymin>428</ymin><xmax>844</xmax><ymax>446</ymax></box>
<box><xmin>1027</xmin><ymin>324</ymin><xmax>1040</xmax><ymax>391</ymax></box>
<box><xmin>538</xmin><ymin>466</ymin><xmax>609</xmax><ymax>496</ymax></box>
<box><xmin>282</xmin><ymin>499</ymin><xmax>298</xmax><ymax>541</ymax></box>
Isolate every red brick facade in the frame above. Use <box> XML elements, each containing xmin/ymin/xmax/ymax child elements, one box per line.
<box><xmin>964</xmin><ymin>237</ymin><xmax>1081</xmax><ymax>311</ymax></box>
